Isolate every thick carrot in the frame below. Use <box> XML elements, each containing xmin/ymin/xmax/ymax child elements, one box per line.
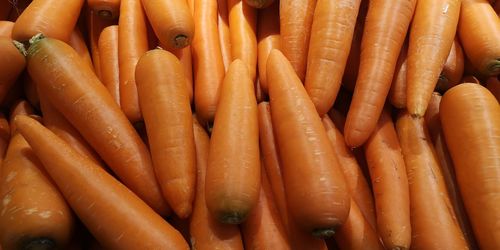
<box><xmin>344</xmin><ymin>0</ymin><xmax>417</xmax><ymax>147</ymax></box>
<box><xmin>205</xmin><ymin>59</ymin><xmax>260</xmax><ymax>224</ymax></box>
<box><xmin>26</xmin><ymin>36</ymin><xmax>170</xmax><ymax>215</ymax></box>
<box><xmin>436</xmin><ymin>38</ymin><xmax>464</xmax><ymax>93</ymax></box>
<box><xmin>14</xmin><ymin>115</ymin><xmax>190</xmax><ymax>249</ymax></box>
<box><xmin>406</xmin><ymin>0</ymin><xmax>461</xmax><ymax>116</ymax></box>
<box><xmin>98</xmin><ymin>25</ymin><xmax>120</xmax><ymax>106</ymax></box>
<box><xmin>279</xmin><ymin>0</ymin><xmax>316</xmax><ymax>82</ymax></box>
<box><xmin>304</xmin><ymin>0</ymin><xmax>361</xmax><ymax>116</ymax></box>
<box><xmin>0</xmin><ymin>1</ymin><xmax>12</xmax><ymax>20</ymax></box>
<box><xmin>68</xmin><ymin>27</ymin><xmax>94</xmax><ymax>71</ymax></box>
<box><xmin>440</xmin><ymin>83</ymin><xmax>500</xmax><ymax>249</ymax></box>
<box><xmin>12</xmin><ymin>0</ymin><xmax>84</xmax><ymax>42</ymax></box>
<box><xmin>228</xmin><ymin>0</ymin><xmax>257</xmax><ymax>82</ymax></box>
<box><xmin>0</xmin><ymin>21</ymin><xmax>13</xmax><ymax>37</ymax></box>
<box><xmin>192</xmin><ymin>0</ymin><xmax>225</xmax><ymax>123</ymax></box>
<box><xmin>141</xmin><ymin>0</ymin><xmax>194</xmax><ymax>50</ymax></box>
<box><xmin>189</xmin><ymin>116</ymin><xmax>244</xmax><ymax>250</ymax></box>
<box><xmin>322</xmin><ymin>115</ymin><xmax>376</xmax><ymax>231</ymax></box>
<box><xmin>486</xmin><ymin>76</ymin><xmax>500</xmax><ymax>101</ymax></box>
<box><xmin>0</xmin><ymin>37</ymin><xmax>25</xmax><ymax>104</ymax></box>
<box><xmin>217</xmin><ymin>0</ymin><xmax>232</xmax><ymax>71</ymax></box>
<box><xmin>257</xmin><ymin>0</ymin><xmax>279</xmax><ymax>93</ymax></box>
<box><xmin>267</xmin><ymin>49</ymin><xmax>350</xmax><ymax>237</ymax></box>
<box><xmin>388</xmin><ymin>40</ymin><xmax>408</xmax><ymax>109</ymax></box>
<box><xmin>88</xmin><ymin>0</ymin><xmax>121</xmax><ymax>19</ymax></box>
<box><xmin>458</xmin><ymin>0</ymin><xmax>500</xmax><ymax>76</ymax></box>
<box><xmin>396</xmin><ymin>111</ymin><xmax>468</xmax><ymax>249</ymax></box>
<box><xmin>364</xmin><ymin>107</ymin><xmax>411</xmax><ymax>250</ymax></box>
<box><xmin>118</xmin><ymin>0</ymin><xmax>148</xmax><ymax>123</ymax></box>
<box><xmin>136</xmin><ymin>49</ymin><xmax>196</xmax><ymax>219</ymax></box>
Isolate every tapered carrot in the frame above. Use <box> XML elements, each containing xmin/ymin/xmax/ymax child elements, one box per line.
<box><xmin>206</xmin><ymin>59</ymin><xmax>260</xmax><ymax>224</ymax></box>
<box><xmin>14</xmin><ymin>115</ymin><xmax>190</xmax><ymax>249</ymax></box>
<box><xmin>406</xmin><ymin>0</ymin><xmax>461</xmax><ymax>116</ymax></box>
<box><xmin>436</xmin><ymin>38</ymin><xmax>464</xmax><ymax>93</ymax></box>
<box><xmin>26</xmin><ymin>35</ymin><xmax>170</xmax><ymax>215</ymax></box>
<box><xmin>0</xmin><ymin>1</ymin><xmax>12</xmax><ymax>20</ymax></box>
<box><xmin>189</xmin><ymin>116</ymin><xmax>244</xmax><ymax>250</ymax></box>
<box><xmin>344</xmin><ymin>0</ymin><xmax>417</xmax><ymax>147</ymax></box>
<box><xmin>388</xmin><ymin>40</ymin><xmax>408</xmax><ymax>109</ymax></box>
<box><xmin>98</xmin><ymin>25</ymin><xmax>120</xmax><ymax>106</ymax></box>
<box><xmin>486</xmin><ymin>76</ymin><xmax>500</xmax><ymax>101</ymax></box>
<box><xmin>364</xmin><ymin>107</ymin><xmax>411</xmax><ymax>250</ymax></box>
<box><xmin>192</xmin><ymin>0</ymin><xmax>225</xmax><ymax>123</ymax></box>
<box><xmin>396</xmin><ymin>111</ymin><xmax>468</xmax><ymax>249</ymax></box>
<box><xmin>141</xmin><ymin>0</ymin><xmax>194</xmax><ymax>50</ymax></box>
<box><xmin>458</xmin><ymin>0</ymin><xmax>500</xmax><ymax>76</ymax></box>
<box><xmin>267</xmin><ymin>49</ymin><xmax>350</xmax><ymax>237</ymax></box>
<box><xmin>0</xmin><ymin>21</ymin><xmax>13</xmax><ymax>37</ymax></box>
<box><xmin>440</xmin><ymin>83</ymin><xmax>500</xmax><ymax>249</ymax></box>
<box><xmin>8</xmin><ymin>100</ymin><xmax>35</xmax><ymax>131</ymax></box>
<box><xmin>279</xmin><ymin>0</ymin><xmax>316</xmax><ymax>82</ymax></box>
<box><xmin>0</xmin><ymin>37</ymin><xmax>25</xmax><ymax>104</ymax></box>
<box><xmin>68</xmin><ymin>27</ymin><xmax>94</xmax><ymax>71</ymax></box>
<box><xmin>136</xmin><ymin>49</ymin><xmax>196</xmax><ymax>219</ymax></box>
<box><xmin>322</xmin><ymin>115</ymin><xmax>376</xmax><ymax>231</ymax></box>
<box><xmin>217</xmin><ymin>0</ymin><xmax>232</xmax><ymax>71</ymax></box>
<box><xmin>88</xmin><ymin>10</ymin><xmax>115</xmax><ymax>78</ymax></box>
<box><xmin>304</xmin><ymin>0</ymin><xmax>361</xmax><ymax>116</ymax></box>
<box><xmin>119</xmin><ymin>0</ymin><xmax>148</xmax><ymax>123</ymax></box>
<box><xmin>257</xmin><ymin>1</ymin><xmax>279</xmax><ymax>93</ymax></box>
<box><xmin>12</xmin><ymin>0</ymin><xmax>84</xmax><ymax>42</ymax></box>
<box><xmin>88</xmin><ymin>0</ymin><xmax>121</xmax><ymax>19</ymax></box>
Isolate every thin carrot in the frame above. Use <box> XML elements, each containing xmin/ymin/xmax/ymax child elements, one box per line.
<box><xmin>26</xmin><ymin>35</ymin><xmax>170</xmax><ymax>215</ymax></box>
<box><xmin>388</xmin><ymin>40</ymin><xmax>408</xmax><ymax>109</ymax></box>
<box><xmin>136</xmin><ymin>49</ymin><xmax>196</xmax><ymax>219</ymax></box>
<box><xmin>0</xmin><ymin>37</ymin><xmax>25</xmax><ymax>104</ymax></box>
<box><xmin>486</xmin><ymin>76</ymin><xmax>500</xmax><ymax>101</ymax></box>
<box><xmin>98</xmin><ymin>25</ymin><xmax>120</xmax><ymax>106</ymax></box>
<box><xmin>217</xmin><ymin>0</ymin><xmax>232</xmax><ymax>71</ymax></box>
<box><xmin>257</xmin><ymin>0</ymin><xmax>279</xmax><ymax>93</ymax></box>
<box><xmin>14</xmin><ymin>115</ymin><xmax>190</xmax><ymax>249</ymax></box>
<box><xmin>344</xmin><ymin>0</ymin><xmax>417</xmax><ymax>147</ymax></box>
<box><xmin>279</xmin><ymin>0</ymin><xmax>316</xmax><ymax>82</ymax></box>
<box><xmin>205</xmin><ymin>59</ymin><xmax>260</xmax><ymax>224</ymax></box>
<box><xmin>192</xmin><ymin>0</ymin><xmax>225</xmax><ymax>123</ymax></box>
<box><xmin>436</xmin><ymin>38</ymin><xmax>464</xmax><ymax>93</ymax></box>
<box><xmin>68</xmin><ymin>27</ymin><xmax>94</xmax><ymax>71</ymax></box>
<box><xmin>406</xmin><ymin>0</ymin><xmax>461</xmax><ymax>116</ymax></box>
<box><xmin>8</xmin><ymin>99</ymin><xmax>35</xmax><ymax>132</ymax></box>
<box><xmin>88</xmin><ymin>0</ymin><xmax>121</xmax><ymax>19</ymax></box>
<box><xmin>458</xmin><ymin>0</ymin><xmax>500</xmax><ymax>76</ymax></box>
<box><xmin>0</xmin><ymin>21</ymin><xmax>13</xmax><ymax>37</ymax></box>
<box><xmin>267</xmin><ymin>49</ymin><xmax>350</xmax><ymax>237</ymax></box>
<box><xmin>396</xmin><ymin>111</ymin><xmax>468</xmax><ymax>249</ymax></box>
<box><xmin>88</xmin><ymin>9</ymin><xmax>115</xmax><ymax>79</ymax></box>
<box><xmin>304</xmin><ymin>0</ymin><xmax>361</xmax><ymax>116</ymax></box>
<box><xmin>440</xmin><ymin>83</ymin><xmax>500</xmax><ymax>249</ymax></box>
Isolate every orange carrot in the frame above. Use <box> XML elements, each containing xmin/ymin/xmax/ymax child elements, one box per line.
<box><xmin>486</xmin><ymin>76</ymin><xmax>500</xmax><ymax>101</ymax></box>
<box><xmin>344</xmin><ymin>0</ymin><xmax>417</xmax><ymax>147</ymax></box>
<box><xmin>12</xmin><ymin>0</ymin><xmax>84</xmax><ymax>42</ymax></box>
<box><xmin>440</xmin><ymin>83</ymin><xmax>500</xmax><ymax>249</ymax></box>
<box><xmin>87</xmin><ymin>9</ymin><xmax>116</xmax><ymax>78</ymax></box>
<box><xmin>88</xmin><ymin>0</ymin><xmax>121</xmax><ymax>19</ymax></box>
<box><xmin>26</xmin><ymin>35</ymin><xmax>170</xmax><ymax>215</ymax></box>
<box><xmin>267</xmin><ymin>49</ymin><xmax>350</xmax><ymax>237</ymax></box>
<box><xmin>406</xmin><ymin>0</ymin><xmax>461</xmax><ymax>116</ymax></box>
<box><xmin>458</xmin><ymin>0</ymin><xmax>500</xmax><ymax>76</ymax></box>
<box><xmin>388</xmin><ymin>40</ymin><xmax>408</xmax><ymax>109</ymax></box>
<box><xmin>279</xmin><ymin>0</ymin><xmax>316</xmax><ymax>81</ymax></box>
<box><xmin>159</xmin><ymin>44</ymin><xmax>194</xmax><ymax>104</ymax></box>
<box><xmin>98</xmin><ymin>25</ymin><xmax>120</xmax><ymax>106</ymax></box>
<box><xmin>0</xmin><ymin>21</ymin><xmax>13</xmax><ymax>37</ymax></box>
<box><xmin>136</xmin><ymin>49</ymin><xmax>196</xmax><ymax>219</ymax></box>
<box><xmin>0</xmin><ymin>37</ymin><xmax>25</xmax><ymax>104</ymax></box>
<box><xmin>189</xmin><ymin>116</ymin><xmax>244</xmax><ymax>250</ymax></box>
<box><xmin>206</xmin><ymin>59</ymin><xmax>260</xmax><ymax>224</ymax></box>
<box><xmin>217</xmin><ymin>0</ymin><xmax>232</xmax><ymax>71</ymax></box>
<box><xmin>304</xmin><ymin>0</ymin><xmax>362</xmax><ymax>116</ymax></box>
<box><xmin>14</xmin><ymin>115</ymin><xmax>190</xmax><ymax>249</ymax></box>
<box><xmin>257</xmin><ymin>0</ymin><xmax>280</xmax><ymax>93</ymax></box>
<box><xmin>68</xmin><ymin>27</ymin><xmax>94</xmax><ymax>71</ymax></box>
<box><xmin>436</xmin><ymin>38</ymin><xmax>464</xmax><ymax>93</ymax></box>
<box><xmin>396</xmin><ymin>111</ymin><xmax>468</xmax><ymax>249</ymax></box>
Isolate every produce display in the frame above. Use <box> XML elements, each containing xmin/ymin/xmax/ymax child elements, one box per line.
<box><xmin>0</xmin><ymin>0</ymin><xmax>499</xmax><ymax>249</ymax></box>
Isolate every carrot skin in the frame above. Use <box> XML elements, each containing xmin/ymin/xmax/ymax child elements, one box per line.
<box><xmin>388</xmin><ymin>40</ymin><xmax>408</xmax><ymax>109</ymax></box>
<box><xmin>257</xmin><ymin>1</ymin><xmax>280</xmax><ymax>93</ymax></box>
<box><xmin>98</xmin><ymin>25</ymin><xmax>120</xmax><ymax>106</ymax></box>
<box><xmin>0</xmin><ymin>21</ymin><xmax>14</xmax><ymax>37</ymax></box>
<box><xmin>217</xmin><ymin>0</ymin><xmax>232</xmax><ymax>72</ymax></box>
<box><xmin>68</xmin><ymin>27</ymin><xmax>94</xmax><ymax>71</ymax></box>
<box><xmin>436</xmin><ymin>38</ymin><xmax>464</xmax><ymax>93</ymax></box>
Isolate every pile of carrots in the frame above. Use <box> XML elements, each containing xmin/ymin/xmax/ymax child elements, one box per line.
<box><xmin>0</xmin><ymin>0</ymin><xmax>499</xmax><ymax>249</ymax></box>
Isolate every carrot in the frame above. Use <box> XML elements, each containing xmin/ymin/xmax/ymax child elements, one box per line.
<box><xmin>189</xmin><ymin>116</ymin><xmax>244</xmax><ymax>250</ymax></box>
<box><xmin>388</xmin><ymin>40</ymin><xmax>408</xmax><ymax>109</ymax></box>
<box><xmin>257</xmin><ymin>0</ymin><xmax>279</xmax><ymax>93</ymax></box>
<box><xmin>205</xmin><ymin>59</ymin><xmax>259</xmax><ymax>224</ymax></box>
<box><xmin>436</xmin><ymin>37</ymin><xmax>464</xmax><ymax>93</ymax></box>
<box><xmin>98</xmin><ymin>25</ymin><xmax>120</xmax><ymax>106</ymax></box>
<box><xmin>68</xmin><ymin>27</ymin><xmax>94</xmax><ymax>71</ymax></box>
<box><xmin>406</xmin><ymin>0</ymin><xmax>461</xmax><ymax>116</ymax></box>
<box><xmin>424</xmin><ymin>92</ymin><xmax>443</xmax><ymax>141</ymax></box>
<box><xmin>0</xmin><ymin>37</ymin><xmax>25</xmax><ymax>104</ymax></box>
<box><xmin>0</xmin><ymin>113</ymin><xmax>9</xmax><ymax>167</ymax></box>
<box><xmin>26</xmin><ymin>35</ymin><xmax>170</xmax><ymax>215</ymax></box>
<box><xmin>396</xmin><ymin>111</ymin><xmax>468</xmax><ymax>249</ymax></box>
<box><xmin>344</xmin><ymin>0</ymin><xmax>417</xmax><ymax>147</ymax></box>
<box><xmin>255</xmin><ymin>77</ymin><xmax>265</xmax><ymax>103</ymax></box>
<box><xmin>136</xmin><ymin>49</ymin><xmax>196</xmax><ymax>219</ymax></box>
<box><xmin>217</xmin><ymin>0</ymin><xmax>232</xmax><ymax>71</ymax></box>
<box><xmin>141</xmin><ymin>0</ymin><xmax>194</xmax><ymax>50</ymax></box>
<box><xmin>8</xmin><ymin>99</ymin><xmax>35</xmax><ymax>131</ymax></box>
<box><xmin>267</xmin><ymin>49</ymin><xmax>350</xmax><ymax>237</ymax></box>
<box><xmin>228</xmin><ymin>0</ymin><xmax>257</xmax><ymax>82</ymax></box>
<box><xmin>486</xmin><ymin>76</ymin><xmax>500</xmax><ymax>101</ymax></box>
<box><xmin>461</xmin><ymin>75</ymin><xmax>481</xmax><ymax>84</ymax></box>
<box><xmin>440</xmin><ymin>83</ymin><xmax>500</xmax><ymax>249</ymax></box>
<box><xmin>192</xmin><ymin>0</ymin><xmax>225</xmax><ymax>123</ymax></box>
<box><xmin>458</xmin><ymin>0</ymin><xmax>500</xmax><ymax>76</ymax></box>
<box><xmin>159</xmin><ymin>44</ymin><xmax>194</xmax><ymax>104</ymax></box>
<box><xmin>279</xmin><ymin>0</ymin><xmax>316</xmax><ymax>82</ymax></box>
<box><xmin>244</xmin><ymin>0</ymin><xmax>274</xmax><ymax>9</ymax></box>
<box><xmin>88</xmin><ymin>0</ymin><xmax>121</xmax><ymax>19</ymax></box>
<box><xmin>0</xmin><ymin>21</ymin><xmax>13</xmax><ymax>37</ymax></box>
<box><xmin>0</xmin><ymin>1</ymin><xmax>12</xmax><ymax>20</ymax></box>
<box><xmin>187</xmin><ymin>0</ymin><xmax>195</xmax><ymax>15</ymax></box>
<box><xmin>118</xmin><ymin>0</ymin><xmax>148</xmax><ymax>123</ymax></box>
<box><xmin>322</xmin><ymin>115</ymin><xmax>376</xmax><ymax>231</ymax></box>
<box><xmin>14</xmin><ymin>115</ymin><xmax>190</xmax><ymax>249</ymax></box>
<box><xmin>304</xmin><ymin>0</ymin><xmax>362</xmax><ymax>116</ymax></box>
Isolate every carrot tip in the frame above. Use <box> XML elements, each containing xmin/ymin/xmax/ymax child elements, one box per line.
<box><xmin>97</xmin><ymin>10</ymin><xmax>113</xmax><ymax>19</ymax></box>
<box><xmin>21</xmin><ymin>237</ymin><xmax>56</xmax><ymax>250</ymax></box>
<box><xmin>218</xmin><ymin>211</ymin><xmax>248</xmax><ymax>224</ymax></box>
<box><xmin>12</xmin><ymin>40</ymin><xmax>27</xmax><ymax>57</ymax></box>
<box><xmin>174</xmin><ymin>35</ymin><xmax>189</xmax><ymax>48</ymax></box>
<box><xmin>311</xmin><ymin>228</ymin><xmax>336</xmax><ymax>238</ymax></box>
